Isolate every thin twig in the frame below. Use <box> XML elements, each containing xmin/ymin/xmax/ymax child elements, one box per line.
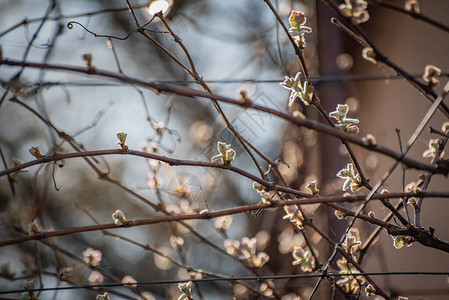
<box><xmin>1</xmin><ymin>59</ymin><xmax>443</xmax><ymax>174</ymax></box>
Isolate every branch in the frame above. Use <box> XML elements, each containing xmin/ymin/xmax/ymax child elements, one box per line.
<box><xmin>0</xmin><ymin>59</ymin><xmax>444</xmax><ymax>174</ymax></box>
<box><xmin>388</xmin><ymin>227</ymin><xmax>449</xmax><ymax>253</ymax></box>
<box><xmin>368</xmin><ymin>0</ymin><xmax>449</xmax><ymax>34</ymax></box>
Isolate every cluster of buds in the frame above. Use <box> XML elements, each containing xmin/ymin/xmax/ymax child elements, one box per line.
<box><xmin>291</xmin><ymin>246</ymin><xmax>315</xmax><ymax>272</ymax></box>
<box><xmin>280</xmin><ymin>72</ymin><xmax>314</xmax><ymax>107</ymax></box>
<box><xmin>339</xmin><ymin>0</ymin><xmax>369</xmax><ymax>24</ymax></box>
<box><xmin>178</xmin><ymin>281</ymin><xmax>193</xmax><ymax>300</ymax></box>
<box><xmin>287</xmin><ymin>10</ymin><xmax>312</xmax><ymax>48</ymax></box>
<box><xmin>21</xmin><ymin>280</ymin><xmax>38</xmax><ymax>300</ymax></box>
<box><xmin>422</xmin><ymin>138</ymin><xmax>444</xmax><ymax>160</ymax></box>
<box><xmin>336</xmin><ymin>230</ymin><xmax>377</xmax><ymax>296</ymax></box>
<box><xmin>152</xmin><ymin>121</ymin><xmax>165</xmax><ymax>135</ymax></box>
<box><xmin>224</xmin><ymin>237</ymin><xmax>269</xmax><ymax>268</ymax></box>
<box><xmin>283</xmin><ymin>205</ymin><xmax>304</xmax><ymax>229</ymax></box>
<box><xmin>82</xmin><ymin>247</ymin><xmax>102</xmax><ymax>268</ymax></box>
<box><xmin>252</xmin><ymin>182</ymin><xmax>273</xmax><ymax>204</ymax></box>
<box><xmin>336</xmin><ymin>258</ymin><xmax>367</xmax><ymax>295</ymax></box>
<box><xmin>214</xmin><ymin>215</ymin><xmax>233</xmax><ymax>231</ymax></box>
<box><xmin>342</xmin><ymin>229</ymin><xmax>362</xmax><ymax>257</ymax></box>
<box><xmin>259</xmin><ymin>282</ymin><xmax>275</xmax><ymax>298</ymax></box>
<box><xmin>336</xmin><ymin>163</ymin><xmax>362</xmax><ymax>192</ymax></box>
<box><xmin>329</xmin><ymin>104</ymin><xmax>360</xmax><ymax>134</ymax></box>
<box><xmin>211</xmin><ymin>141</ymin><xmax>236</xmax><ymax>165</ymax></box>
<box><xmin>404</xmin><ymin>174</ymin><xmax>425</xmax><ymax>209</ymax></box>
<box><xmin>96</xmin><ymin>292</ymin><xmax>110</xmax><ymax>300</ymax></box>
<box><xmin>88</xmin><ymin>270</ymin><xmax>103</xmax><ymax>285</ymax></box>
<box><xmin>305</xmin><ymin>180</ymin><xmax>319</xmax><ymax>195</ymax></box>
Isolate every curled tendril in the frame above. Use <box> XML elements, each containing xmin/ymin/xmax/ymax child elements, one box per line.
<box><xmin>66</xmin><ymin>16</ymin><xmax>164</xmax><ymax>41</ymax></box>
<box><xmin>66</xmin><ymin>21</ymin><xmax>112</xmax><ymax>38</ymax></box>
<box><xmin>66</xmin><ymin>21</ymin><xmax>75</xmax><ymax>29</ymax></box>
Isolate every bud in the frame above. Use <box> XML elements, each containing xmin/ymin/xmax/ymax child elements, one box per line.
<box><xmin>29</xmin><ymin>146</ymin><xmax>43</xmax><ymax>159</ymax></box>
<box><xmin>116</xmin><ymin>131</ymin><xmax>128</xmax><ymax>151</ymax></box>
<box><xmin>112</xmin><ymin>209</ymin><xmax>126</xmax><ymax>226</ymax></box>
<box><xmin>362</xmin><ymin>47</ymin><xmax>377</xmax><ymax>64</ymax></box>
<box><xmin>405</xmin><ymin>0</ymin><xmax>420</xmax><ymax>14</ymax></box>
<box><xmin>423</xmin><ymin>64</ymin><xmax>441</xmax><ymax>85</ymax></box>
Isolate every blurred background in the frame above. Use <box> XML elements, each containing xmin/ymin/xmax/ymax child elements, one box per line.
<box><xmin>0</xmin><ymin>0</ymin><xmax>448</xmax><ymax>299</ymax></box>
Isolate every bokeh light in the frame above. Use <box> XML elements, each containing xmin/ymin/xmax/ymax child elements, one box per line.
<box><xmin>148</xmin><ymin>0</ymin><xmax>171</xmax><ymax>16</ymax></box>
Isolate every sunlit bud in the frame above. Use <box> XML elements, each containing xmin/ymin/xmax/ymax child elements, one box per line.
<box><xmin>29</xmin><ymin>146</ymin><xmax>43</xmax><ymax>159</ymax></box>
<box><xmin>405</xmin><ymin>0</ymin><xmax>420</xmax><ymax>14</ymax></box>
<box><xmin>346</xmin><ymin>124</ymin><xmax>359</xmax><ymax>134</ymax></box>
<box><xmin>407</xmin><ymin>197</ymin><xmax>418</xmax><ymax>208</ymax></box>
<box><xmin>423</xmin><ymin>64</ymin><xmax>441</xmax><ymax>85</ymax></box>
<box><xmin>116</xmin><ymin>131</ymin><xmax>128</xmax><ymax>151</ymax></box>
<box><xmin>122</xmin><ymin>275</ymin><xmax>137</xmax><ymax>288</ymax></box>
<box><xmin>27</xmin><ymin>220</ymin><xmax>40</xmax><ymax>235</ymax></box>
<box><xmin>441</xmin><ymin>121</ymin><xmax>449</xmax><ymax>134</ymax></box>
<box><xmin>83</xmin><ymin>247</ymin><xmax>102</xmax><ymax>267</ymax></box>
<box><xmin>365</xmin><ymin>284</ymin><xmax>375</xmax><ymax>297</ymax></box>
<box><xmin>112</xmin><ymin>210</ymin><xmax>126</xmax><ymax>226</ymax></box>
<box><xmin>96</xmin><ymin>292</ymin><xmax>110</xmax><ymax>300</ymax></box>
<box><xmin>152</xmin><ymin>122</ymin><xmax>165</xmax><ymax>135</ymax></box>
<box><xmin>88</xmin><ymin>270</ymin><xmax>103</xmax><ymax>285</ymax></box>
<box><xmin>305</xmin><ymin>180</ymin><xmax>319</xmax><ymax>194</ymax></box>
<box><xmin>362</xmin><ymin>134</ymin><xmax>377</xmax><ymax>146</ymax></box>
<box><xmin>169</xmin><ymin>235</ymin><xmax>184</xmax><ymax>249</ymax></box>
<box><xmin>362</xmin><ymin>47</ymin><xmax>377</xmax><ymax>64</ymax></box>
<box><xmin>335</xmin><ymin>210</ymin><xmax>346</xmax><ymax>220</ymax></box>
<box><xmin>214</xmin><ymin>215</ymin><xmax>233</xmax><ymax>231</ymax></box>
